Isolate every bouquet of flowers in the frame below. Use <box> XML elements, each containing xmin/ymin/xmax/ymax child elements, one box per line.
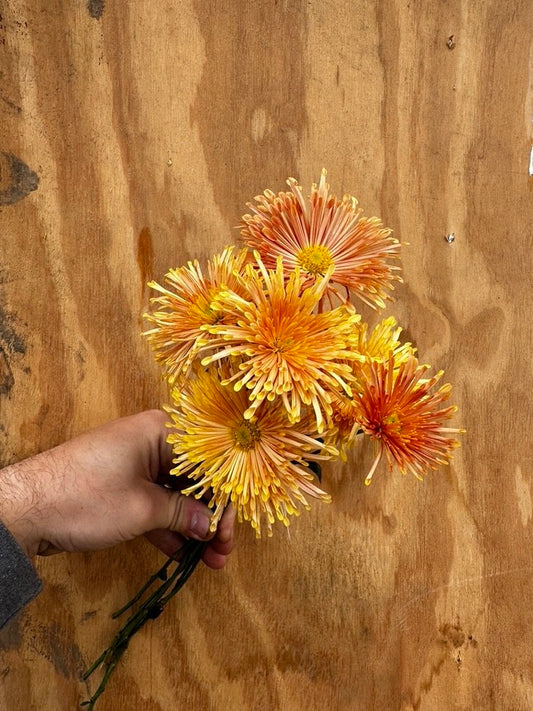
<box><xmin>82</xmin><ymin>170</ymin><xmax>462</xmax><ymax>707</ymax></box>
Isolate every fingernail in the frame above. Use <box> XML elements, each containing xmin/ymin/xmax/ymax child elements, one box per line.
<box><xmin>189</xmin><ymin>512</ymin><xmax>211</xmax><ymax>539</ymax></box>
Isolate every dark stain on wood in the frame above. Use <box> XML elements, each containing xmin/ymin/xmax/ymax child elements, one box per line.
<box><xmin>0</xmin><ymin>345</ymin><xmax>14</xmax><ymax>395</ymax></box>
<box><xmin>80</xmin><ymin>610</ymin><xmax>97</xmax><ymax>623</ymax></box>
<box><xmin>137</xmin><ymin>226</ymin><xmax>154</xmax><ymax>294</ymax></box>
<box><xmin>0</xmin><ymin>305</ymin><xmax>26</xmax><ymax>356</ymax></box>
<box><xmin>87</xmin><ymin>0</ymin><xmax>104</xmax><ymax>20</ymax></box>
<box><xmin>0</xmin><ymin>303</ymin><xmax>25</xmax><ymax>396</ymax></box>
<box><xmin>439</xmin><ymin>621</ymin><xmax>466</xmax><ymax>649</ymax></box>
<box><xmin>0</xmin><ymin>618</ymin><xmax>22</xmax><ymax>651</ymax></box>
<box><xmin>0</xmin><ymin>152</ymin><xmax>39</xmax><ymax>206</ymax></box>
<box><xmin>30</xmin><ymin>622</ymin><xmax>84</xmax><ymax>679</ymax></box>
<box><xmin>0</xmin><ymin>92</ymin><xmax>21</xmax><ymax>114</ymax></box>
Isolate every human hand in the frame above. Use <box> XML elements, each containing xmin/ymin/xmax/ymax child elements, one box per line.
<box><xmin>0</xmin><ymin>410</ymin><xmax>235</xmax><ymax>569</ymax></box>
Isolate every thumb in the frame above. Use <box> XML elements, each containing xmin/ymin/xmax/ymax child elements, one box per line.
<box><xmin>151</xmin><ymin>486</ymin><xmax>214</xmax><ymax>541</ymax></box>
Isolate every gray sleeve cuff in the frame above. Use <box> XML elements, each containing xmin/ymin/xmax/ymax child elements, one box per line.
<box><xmin>0</xmin><ymin>521</ymin><xmax>42</xmax><ymax>629</ymax></box>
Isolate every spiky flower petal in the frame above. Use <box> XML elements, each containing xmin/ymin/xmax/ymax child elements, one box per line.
<box><xmin>353</xmin><ymin>316</ymin><xmax>415</xmax><ymax>366</ymax></box>
<box><xmin>144</xmin><ymin>247</ymin><xmax>249</xmax><ymax>382</ymax></box>
<box><xmin>354</xmin><ymin>354</ymin><xmax>463</xmax><ymax>484</ymax></box>
<box><xmin>240</xmin><ymin>169</ymin><xmax>401</xmax><ymax>308</ymax></box>
<box><xmin>166</xmin><ymin>362</ymin><xmax>335</xmax><ymax>537</ymax></box>
<box><xmin>324</xmin><ymin>317</ymin><xmax>415</xmax><ymax>458</ymax></box>
<box><xmin>200</xmin><ymin>254</ymin><xmax>360</xmax><ymax>432</ymax></box>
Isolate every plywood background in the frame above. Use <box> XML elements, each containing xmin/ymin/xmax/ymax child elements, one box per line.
<box><xmin>0</xmin><ymin>1</ymin><xmax>532</xmax><ymax>709</ymax></box>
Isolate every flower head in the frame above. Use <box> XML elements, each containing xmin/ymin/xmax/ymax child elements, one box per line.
<box><xmin>324</xmin><ymin>317</ymin><xmax>415</xmax><ymax>458</ymax></box>
<box><xmin>200</xmin><ymin>254</ymin><xmax>360</xmax><ymax>432</ymax></box>
<box><xmin>354</xmin><ymin>354</ymin><xmax>463</xmax><ymax>484</ymax></box>
<box><xmin>144</xmin><ymin>246</ymin><xmax>249</xmax><ymax>382</ymax></box>
<box><xmin>240</xmin><ymin>170</ymin><xmax>402</xmax><ymax>308</ymax></box>
<box><xmin>166</xmin><ymin>362</ymin><xmax>334</xmax><ymax>537</ymax></box>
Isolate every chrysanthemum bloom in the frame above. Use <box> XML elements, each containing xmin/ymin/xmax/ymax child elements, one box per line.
<box><xmin>239</xmin><ymin>169</ymin><xmax>402</xmax><ymax>309</ymax></box>
<box><xmin>166</xmin><ymin>363</ymin><xmax>335</xmax><ymax>537</ymax></box>
<box><xmin>353</xmin><ymin>354</ymin><xmax>463</xmax><ymax>484</ymax></box>
<box><xmin>144</xmin><ymin>246</ymin><xmax>249</xmax><ymax>382</ymax></box>
<box><xmin>200</xmin><ymin>255</ymin><xmax>360</xmax><ymax>433</ymax></box>
<box><xmin>324</xmin><ymin>317</ymin><xmax>415</xmax><ymax>458</ymax></box>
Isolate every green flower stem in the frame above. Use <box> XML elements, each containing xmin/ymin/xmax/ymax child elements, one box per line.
<box><xmin>81</xmin><ymin>539</ymin><xmax>207</xmax><ymax>710</ymax></box>
<box><xmin>111</xmin><ymin>553</ymin><xmax>178</xmax><ymax>619</ymax></box>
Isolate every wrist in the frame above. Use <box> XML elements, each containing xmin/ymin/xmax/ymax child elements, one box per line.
<box><xmin>0</xmin><ymin>457</ymin><xmax>46</xmax><ymax>558</ymax></box>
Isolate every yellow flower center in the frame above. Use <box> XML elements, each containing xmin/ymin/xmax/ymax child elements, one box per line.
<box><xmin>195</xmin><ymin>291</ymin><xmax>224</xmax><ymax>325</ymax></box>
<box><xmin>383</xmin><ymin>412</ymin><xmax>400</xmax><ymax>428</ymax></box>
<box><xmin>203</xmin><ymin>304</ymin><xmax>223</xmax><ymax>324</ymax></box>
<box><xmin>271</xmin><ymin>336</ymin><xmax>293</xmax><ymax>353</ymax></box>
<box><xmin>233</xmin><ymin>420</ymin><xmax>261</xmax><ymax>449</ymax></box>
<box><xmin>296</xmin><ymin>245</ymin><xmax>334</xmax><ymax>276</ymax></box>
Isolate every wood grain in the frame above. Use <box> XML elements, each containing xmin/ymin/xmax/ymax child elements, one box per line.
<box><xmin>0</xmin><ymin>1</ymin><xmax>532</xmax><ymax>709</ymax></box>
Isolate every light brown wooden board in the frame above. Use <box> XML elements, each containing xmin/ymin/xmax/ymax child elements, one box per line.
<box><xmin>0</xmin><ymin>1</ymin><xmax>532</xmax><ymax>709</ymax></box>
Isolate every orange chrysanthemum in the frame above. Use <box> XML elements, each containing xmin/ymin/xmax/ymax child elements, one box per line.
<box><xmin>144</xmin><ymin>246</ymin><xmax>249</xmax><ymax>382</ymax></box>
<box><xmin>325</xmin><ymin>318</ymin><xmax>415</xmax><ymax>458</ymax></box>
<box><xmin>240</xmin><ymin>169</ymin><xmax>402</xmax><ymax>308</ymax></box>
<box><xmin>166</xmin><ymin>363</ymin><xmax>334</xmax><ymax>537</ymax></box>
<box><xmin>353</xmin><ymin>354</ymin><xmax>463</xmax><ymax>484</ymax></box>
<box><xmin>200</xmin><ymin>255</ymin><xmax>360</xmax><ymax>432</ymax></box>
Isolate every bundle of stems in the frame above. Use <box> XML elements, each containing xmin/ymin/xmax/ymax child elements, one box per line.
<box><xmin>81</xmin><ymin>538</ymin><xmax>207</xmax><ymax>709</ymax></box>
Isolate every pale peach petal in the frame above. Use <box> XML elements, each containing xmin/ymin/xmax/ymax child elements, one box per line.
<box><xmin>240</xmin><ymin>170</ymin><xmax>402</xmax><ymax>309</ymax></box>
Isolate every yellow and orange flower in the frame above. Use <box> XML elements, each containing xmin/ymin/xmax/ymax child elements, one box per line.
<box><xmin>166</xmin><ymin>362</ymin><xmax>335</xmax><ymax>537</ymax></box>
<box><xmin>144</xmin><ymin>246</ymin><xmax>249</xmax><ymax>382</ymax></box>
<box><xmin>324</xmin><ymin>317</ymin><xmax>415</xmax><ymax>458</ymax></box>
<box><xmin>199</xmin><ymin>254</ymin><xmax>360</xmax><ymax>432</ymax></box>
<box><xmin>239</xmin><ymin>170</ymin><xmax>402</xmax><ymax>309</ymax></box>
<box><xmin>353</xmin><ymin>354</ymin><xmax>463</xmax><ymax>484</ymax></box>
